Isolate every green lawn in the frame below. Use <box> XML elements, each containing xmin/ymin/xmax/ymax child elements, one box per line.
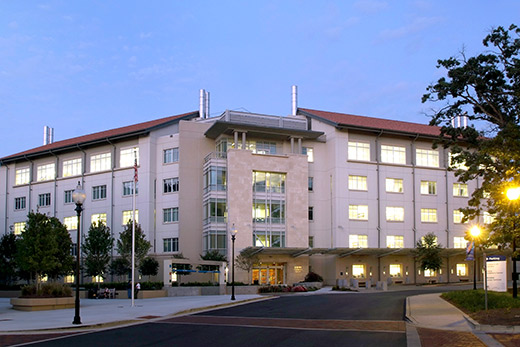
<box><xmin>441</xmin><ymin>289</ymin><xmax>520</xmax><ymax>312</ymax></box>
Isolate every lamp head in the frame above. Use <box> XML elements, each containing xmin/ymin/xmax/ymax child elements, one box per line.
<box><xmin>72</xmin><ymin>181</ymin><xmax>86</xmax><ymax>206</ymax></box>
<box><xmin>507</xmin><ymin>187</ymin><xmax>520</xmax><ymax>201</ymax></box>
<box><xmin>469</xmin><ymin>225</ymin><xmax>481</xmax><ymax>238</ymax></box>
<box><xmin>231</xmin><ymin>224</ymin><xmax>238</xmax><ymax>236</ymax></box>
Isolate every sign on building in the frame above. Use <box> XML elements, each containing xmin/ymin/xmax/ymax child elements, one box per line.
<box><xmin>486</xmin><ymin>255</ymin><xmax>507</xmax><ymax>292</ymax></box>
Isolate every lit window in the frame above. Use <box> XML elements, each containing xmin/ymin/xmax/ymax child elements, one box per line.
<box><xmin>90</xmin><ymin>152</ymin><xmax>111</xmax><ymax>173</ymax></box>
<box><xmin>421</xmin><ymin>208</ymin><xmax>437</xmax><ymax>223</ymax></box>
<box><xmin>352</xmin><ymin>264</ymin><xmax>366</xmax><ymax>278</ymax></box>
<box><xmin>381</xmin><ymin>145</ymin><xmax>406</xmax><ymax>164</ymax></box>
<box><xmin>386</xmin><ymin>235</ymin><xmax>404</xmax><ymax>248</ymax></box>
<box><xmin>308</xmin><ymin>207</ymin><xmax>314</xmax><ymax>221</ymax></box>
<box><xmin>123</xmin><ymin>181</ymin><xmax>138</xmax><ymax>196</ymax></box>
<box><xmin>92</xmin><ymin>275</ymin><xmax>104</xmax><ymax>283</ymax></box>
<box><xmin>302</xmin><ymin>147</ymin><xmax>314</xmax><ymax>162</ymax></box>
<box><xmin>163</xmin><ymin>177</ymin><xmax>179</xmax><ymax>193</ymax></box>
<box><xmin>163</xmin><ymin>207</ymin><xmax>179</xmax><ymax>223</ymax></box>
<box><xmin>308</xmin><ymin>177</ymin><xmax>314</xmax><ymax>192</ymax></box>
<box><xmin>424</xmin><ymin>269</ymin><xmax>436</xmax><ymax>277</ymax></box>
<box><xmin>63</xmin><ymin>216</ymin><xmax>78</xmax><ymax>230</ymax></box>
<box><xmin>416</xmin><ymin>149</ymin><xmax>439</xmax><ymax>167</ymax></box>
<box><xmin>453</xmin><ymin>237</ymin><xmax>467</xmax><ymax>249</ymax></box>
<box><xmin>63</xmin><ymin>158</ymin><xmax>82</xmax><ymax>177</ymax></box>
<box><xmin>453</xmin><ymin>183</ymin><xmax>468</xmax><ymax>197</ymax></box>
<box><xmin>449</xmin><ymin>152</ymin><xmax>468</xmax><ymax>170</ymax></box>
<box><xmin>122</xmin><ymin>210</ymin><xmax>139</xmax><ymax>225</ymax></box>
<box><xmin>483</xmin><ymin>212</ymin><xmax>495</xmax><ymax>225</ymax></box>
<box><xmin>163</xmin><ymin>148</ymin><xmax>179</xmax><ymax>164</ymax></box>
<box><xmin>64</xmin><ymin>274</ymin><xmax>75</xmax><ymax>283</ymax></box>
<box><xmin>252</xmin><ymin>199</ymin><xmax>285</xmax><ymax>224</ymax></box>
<box><xmin>64</xmin><ymin>190</ymin><xmax>74</xmax><ymax>204</ymax></box>
<box><xmin>120</xmin><ymin>147</ymin><xmax>139</xmax><ymax>168</ymax></box>
<box><xmin>91</xmin><ymin>213</ymin><xmax>107</xmax><ymax>225</ymax></box>
<box><xmin>253</xmin><ymin>230</ymin><xmax>285</xmax><ymax>248</ymax></box>
<box><xmin>13</xmin><ymin>222</ymin><xmax>26</xmax><ymax>235</ymax></box>
<box><xmin>163</xmin><ymin>238</ymin><xmax>179</xmax><ymax>252</ymax></box>
<box><xmin>14</xmin><ymin>197</ymin><xmax>26</xmax><ymax>211</ymax></box>
<box><xmin>252</xmin><ymin>172</ymin><xmax>286</xmax><ymax>193</ymax></box>
<box><xmin>453</xmin><ymin>210</ymin><xmax>467</xmax><ymax>224</ymax></box>
<box><xmin>421</xmin><ymin>236</ymin><xmax>438</xmax><ymax>245</ymax></box>
<box><xmin>420</xmin><ymin>181</ymin><xmax>437</xmax><ymax>195</ymax></box>
<box><xmin>348</xmin><ymin>142</ymin><xmax>370</xmax><ymax>161</ymax></box>
<box><xmin>349</xmin><ymin>234</ymin><xmax>368</xmax><ymax>248</ymax></box>
<box><xmin>349</xmin><ymin>205</ymin><xmax>368</xmax><ymax>220</ymax></box>
<box><xmin>15</xmin><ymin>167</ymin><xmax>30</xmax><ymax>185</ymax></box>
<box><xmin>92</xmin><ymin>185</ymin><xmax>107</xmax><ymax>200</ymax></box>
<box><xmin>37</xmin><ymin>163</ymin><xmax>55</xmax><ymax>181</ymax></box>
<box><xmin>456</xmin><ymin>264</ymin><xmax>467</xmax><ymax>276</ymax></box>
<box><xmin>389</xmin><ymin>264</ymin><xmax>402</xmax><ymax>277</ymax></box>
<box><xmin>386</xmin><ymin>207</ymin><xmax>404</xmax><ymax>222</ymax></box>
<box><xmin>38</xmin><ymin>193</ymin><xmax>51</xmax><ymax>207</ymax></box>
<box><xmin>385</xmin><ymin>178</ymin><xmax>403</xmax><ymax>193</ymax></box>
<box><xmin>349</xmin><ymin>175</ymin><xmax>368</xmax><ymax>191</ymax></box>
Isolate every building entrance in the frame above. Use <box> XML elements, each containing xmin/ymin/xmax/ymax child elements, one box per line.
<box><xmin>252</xmin><ymin>263</ymin><xmax>285</xmax><ymax>285</ymax></box>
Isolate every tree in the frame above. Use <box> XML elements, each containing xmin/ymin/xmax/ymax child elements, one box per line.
<box><xmin>17</xmin><ymin>212</ymin><xmax>74</xmax><ymax>288</ymax></box>
<box><xmin>139</xmin><ymin>256</ymin><xmax>159</xmax><ymax>280</ymax></box>
<box><xmin>0</xmin><ymin>233</ymin><xmax>18</xmax><ymax>285</ymax></box>
<box><xmin>415</xmin><ymin>233</ymin><xmax>443</xmax><ymax>274</ymax></box>
<box><xmin>235</xmin><ymin>247</ymin><xmax>259</xmax><ymax>284</ymax></box>
<box><xmin>422</xmin><ymin>24</ymin><xmax>520</xmax><ymax>251</ymax></box>
<box><xmin>83</xmin><ymin>222</ymin><xmax>113</xmax><ymax>281</ymax></box>
<box><xmin>110</xmin><ymin>257</ymin><xmax>130</xmax><ymax>277</ymax></box>
<box><xmin>115</xmin><ymin>221</ymin><xmax>151</xmax><ymax>270</ymax></box>
<box><xmin>200</xmin><ymin>250</ymin><xmax>227</xmax><ymax>262</ymax></box>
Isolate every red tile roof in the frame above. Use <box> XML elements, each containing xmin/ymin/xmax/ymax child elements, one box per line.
<box><xmin>1</xmin><ymin>111</ymin><xmax>199</xmax><ymax>163</ymax></box>
<box><xmin>298</xmin><ymin>108</ymin><xmax>441</xmax><ymax>137</ymax></box>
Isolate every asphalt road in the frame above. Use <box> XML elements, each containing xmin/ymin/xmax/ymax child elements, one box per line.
<box><xmin>25</xmin><ymin>288</ymin><xmax>452</xmax><ymax>347</ymax></box>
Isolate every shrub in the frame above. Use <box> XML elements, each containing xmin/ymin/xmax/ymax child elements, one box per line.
<box><xmin>304</xmin><ymin>272</ymin><xmax>323</xmax><ymax>282</ymax></box>
<box><xmin>21</xmin><ymin>283</ymin><xmax>72</xmax><ymax>298</ymax></box>
<box><xmin>179</xmin><ymin>281</ymin><xmax>218</xmax><ymax>287</ymax></box>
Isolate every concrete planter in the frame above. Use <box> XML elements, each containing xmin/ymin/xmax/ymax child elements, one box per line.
<box><xmin>10</xmin><ymin>297</ymin><xmax>75</xmax><ymax>311</ymax></box>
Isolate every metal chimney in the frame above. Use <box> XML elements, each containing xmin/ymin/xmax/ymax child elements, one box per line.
<box><xmin>205</xmin><ymin>90</ymin><xmax>210</xmax><ymax>119</ymax></box>
<box><xmin>43</xmin><ymin>126</ymin><xmax>54</xmax><ymax>145</ymax></box>
<box><xmin>291</xmin><ymin>85</ymin><xmax>298</xmax><ymax>116</ymax></box>
<box><xmin>199</xmin><ymin>89</ymin><xmax>206</xmax><ymax>118</ymax></box>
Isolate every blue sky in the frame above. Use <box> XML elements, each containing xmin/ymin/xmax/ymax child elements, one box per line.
<box><xmin>1</xmin><ymin>1</ymin><xmax>518</xmax><ymax>158</ymax></box>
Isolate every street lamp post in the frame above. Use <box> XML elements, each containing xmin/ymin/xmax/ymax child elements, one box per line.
<box><xmin>507</xmin><ymin>187</ymin><xmax>520</xmax><ymax>298</ymax></box>
<box><xmin>230</xmin><ymin>225</ymin><xmax>237</xmax><ymax>301</ymax></box>
<box><xmin>72</xmin><ymin>182</ymin><xmax>86</xmax><ymax>325</ymax></box>
<box><xmin>470</xmin><ymin>226</ymin><xmax>481</xmax><ymax>291</ymax></box>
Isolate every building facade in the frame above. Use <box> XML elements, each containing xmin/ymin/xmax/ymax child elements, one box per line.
<box><xmin>0</xmin><ymin>100</ymin><xmax>498</xmax><ymax>286</ymax></box>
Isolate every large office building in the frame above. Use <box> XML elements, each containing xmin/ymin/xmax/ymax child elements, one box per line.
<box><xmin>0</xmin><ymin>89</ymin><xmax>493</xmax><ymax>286</ymax></box>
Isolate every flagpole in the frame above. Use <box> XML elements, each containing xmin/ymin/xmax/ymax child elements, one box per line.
<box><xmin>131</xmin><ymin>149</ymin><xmax>137</xmax><ymax>307</ymax></box>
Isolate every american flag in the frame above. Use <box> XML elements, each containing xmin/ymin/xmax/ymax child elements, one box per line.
<box><xmin>133</xmin><ymin>153</ymin><xmax>138</xmax><ymax>183</ymax></box>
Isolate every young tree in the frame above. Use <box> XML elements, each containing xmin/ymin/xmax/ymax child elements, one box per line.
<box><xmin>139</xmin><ymin>256</ymin><xmax>159</xmax><ymax>280</ymax></box>
<box><xmin>422</xmin><ymin>24</ymin><xmax>520</xmax><ymax>250</ymax></box>
<box><xmin>83</xmin><ymin>222</ymin><xmax>114</xmax><ymax>281</ymax></box>
<box><xmin>0</xmin><ymin>233</ymin><xmax>18</xmax><ymax>285</ymax></box>
<box><xmin>415</xmin><ymin>233</ymin><xmax>443</xmax><ymax>274</ymax></box>
<box><xmin>110</xmin><ymin>257</ymin><xmax>130</xmax><ymax>277</ymax></box>
<box><xmin>235</xmin><ymin>247</ymin><xmax>259</xmax><ymax>284</ymax></box>
<box><xmin>116</xmin><ymin>221</ymin><xmax>151</xmax><ymax>270</ymax></box>
<box><xmin>200</xmin><ymin>250</ymin><xmax>227</xmax><ymax>262</ymax></box>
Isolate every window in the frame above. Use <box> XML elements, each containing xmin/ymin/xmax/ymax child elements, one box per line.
<box><xmin>164</xmin><ymin>238</ymin><xmax>179</xmax><ymax>252</ymax></box>
<box><xmin>385</xmin><ymin>178</ymin><xmax>403</xmax><ymax>193</ymax></box>
<box><xmin>64</xmin><ymin>190</ymin><xmax>74</xmax><ymax>204</ymax></box>
<box><xmin>421</xmin><ymin>235</ymin><xmax>438</xmax><ymax>245</ymax></box>
<box><xmin>349</xmin><ymin>234</ymin><xmax>368</xmax><ymax>248</ymax></box>
<box><xmin>92</xmin><ymin>275</ymin><xmax>104</xmax><ymax>283</ymax></box>
<box><xmin>204</xmin><ymin>198</ymin><xmax>227</xmax><ymax>223</ymax></box>
<box><xmin>37</xmin><ymin>163</ymin><xmax>55</xmax><ymax>181</ymax></box>
<box><xmin>308</xmin><ymin>207</ymin><xmax>314</xmax><ymax>221</ymax></box>
<box><xmin>38</xmin><ymin>193</ymin><xmax>51</xmax><ymax>207</ymax></box>
<box><xmin>71</xmin><ymin>243</ymin><xmax>77</xmax><ymax>256</ymax></box>
<box><xmin>204</xmin><ymin>166</ymin><xmax>227</xmax><ymax>192</ymax></box>
<box><xmin>252</xmin><ymin>199</ymin><xmax>285</xmax><ymax>224</ymax></box>
<box><xmin>389</xmin><ymin>264</ymin><xmax>402</xmax><ymax>277</ymax></box>
<box><xmin>123</xmin><ymin>181</ymin><xmax>138</xmax><ymax>196</ymax></box>
<box><xmin>456</xmin><ymin>264</ymin><xmax>467</xmax><ymax>276</ymax></box>
<box><xmin>348</xmin><ymin>175</ymin><xmax>368</xmax><ymax>191</ymax></box>
<box><xmin>449</xmin><ymin>152</ymin><xmax>468</xmax><ymax>170</ymax></box>
<box><xmin>92</xmin><ymin>185</ymin><xmax>107</xmax><ymax>200</ymax></box>
<box><xmin>416</xmin><ymin>149</ymin><xmax>439</xmax><ymax>167</ymax></box>
<box><xmin>253</xmin><ymin>141</ymin><xmax>277</xmax><ymax>155</ymax></box>
<box><xmin>163</xmin><ymin>147</ymin><xmax>179</xmax><ymax>164</ymax></box>
<box><xmin>453</xmin><ymin>237</ymin><xmax>467</xmax><ymax>249</ymax></box>
<box><xmin>381</xmin><ymin>145</ymin><xmax>406</xmax><ymax>164</ymax></box>
<box><xmin>352</xmin><ymin>264</ymin><xmax>366</xmax><ymax>278</ymax></box>
<box><xmin>309</xmin><ymin>236</ymin><xmax>314</xmax><ymax>248</ymax></box>
<box><xmin>203</xmin><ymin>231</ymin><xmax>226</xmax><ymax>253</ymax></box>
<box><xmin>252</xmin><ymin>171</ymin><xmax>286</xmax><ymax>193</ymax></box>
<box><xmin>453</xmin><ymin>210</ymin><xmax>467</xmax><ymax>224</ymax></box>
<box><xmin>90</xmin><ymin>152</ymin><xmax>111</xmax><ymax>172</ymax></box>
<box><xmin>15</xmin><ymin>167</ymin><xmax>30</xmax><ymax>185</ymax></box>
<box><xmin>91</xmin><ymin>213</ymin><xmax>107</xmax><ymax>225</ymax></box>
<box><xmin>253</xmin><ymin>230</ymin><xmax>285</xmax><ymax>248</ymax></box>
<box><xmin>64</xmin><ymin>274</ymin><xmax>75</xmax><ymax>283</ymax></box>
<box><xmin>386</xmin><ymin>235</ymin><xmax>404</xmax><ymax>248</ymax></box>
<box><xmin>453</xmin><ymin>183</ymin><xmax>468</xmax><ymax>197</ymax></box>
<box><xmin>122</xmin><ymin>210</ymin><xmax>139</xmax><ymax>225</ymax></box>
<box><xmin>386</xmin><ymin>207</ymin><xmax>404</xmax><ymax>222</ymax></box>
<box><xmin>423</xmin><ymin>269</ymin><xmax>436</xmax><ymax>277</ymax></box>
<box><xmin>13</xmin><ymin>222</ymin><xmax>25</xmax><ymax>235</ymax></box>
<box><xmin>14</xmin><ymin>197</ymin><xmax>26</xmax><ymax>211</ymax></box>
<box><xmin>483</xmin><ymin>212</ymin><xmax>495</xmax><ymax>225</ymax></box>
<box><xmin>163</xmin><ymin>178</ymin><xmax>179</xmax><ymax>193</ymax></box>
<box><xmin>63</xmin><ymin>216</ymin><xmax>78</xmax><ymax>230</ymax></box>
<box><xmin>349</xmin><ymin>205</ymin><xmax>368</xmax><ymax>220</ymax></box>
<box><xmin>420</xmin><ymin>181</ymin><xmax>437</xmax><ymax>195</ymax></box>
<box><xmin>348</xmin><ymin>141</ymin><xmax>370</xmax><ymax>161</ymax></box>
<box><xmin>63</xmin><ymin>158</ymin><xmax>82</xmax><ymax>177</ymax></box>
<box><xmin>163</xmin><ymin>207</ymin><xmax>179</xmax><ymax>223</ymax></box>
<box><xmin>120</xmin><ymin>147</ymin><xmax>139</xmax><ymax>168</ymax></box>
<box><xmin>302</xmin><ymin>147</ymin><xmax>314</xmax><ymax>162</ymax></box>
<box><xmin>421</xmin><ymin>208</ymin><xmax>437</xmax><ymax>223</ymax></box>
<box><xmin>308</xmin><ymin>177</ymin><xmax>314</xmax><ymax>192</ymax></box>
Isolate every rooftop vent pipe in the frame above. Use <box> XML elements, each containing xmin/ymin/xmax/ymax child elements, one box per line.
<box><xmin>291</xmin><ymin>85</ymin><xmax>298</xmax><ymax>116</ymax></box>
<box><xmin>43</xmin><ymin>126</ymin><xmax>54</xmax><ymax>145</ymax></box>
<box><xmin>199</xmin><ymin>89</ymin><xmax>210</xmax><ymax>119</ymax></box>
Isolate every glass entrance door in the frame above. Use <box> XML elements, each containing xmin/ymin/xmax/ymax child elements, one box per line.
<box><xmin>252</xmin><ymin>263</ymin><xmax>285</xmax><ymax>284</ymax></box>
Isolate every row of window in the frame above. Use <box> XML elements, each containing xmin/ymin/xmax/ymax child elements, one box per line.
<box><xmin>215</xmin><ymin>138</ymin><xmax>314</xmax><ymax>162</ymax></box>
<box><xmin>347</xmin><ymin>205</ymin><xmax>494</xmax><ymax>224</ymax></box>
<box><xmin>347</xmin><ymin>235</ymin><xmax>471</xmax><ymax>249</ymax></box>
<box><xmin>347</xmin><ymin>263</ymin><xmax>468</xmax><ymax>278</ymax></box>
